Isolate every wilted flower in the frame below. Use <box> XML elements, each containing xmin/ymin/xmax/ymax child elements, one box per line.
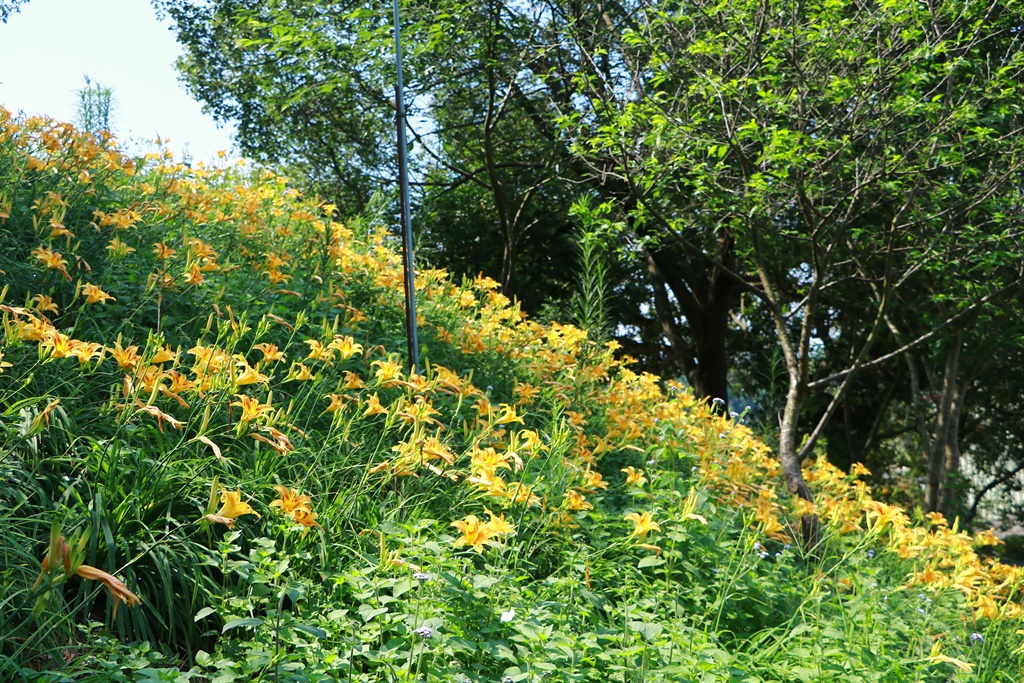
<box><xmin>34</xmin><ymin>535</ymin><xmax>141</xmax><ymax>620</ymax></box>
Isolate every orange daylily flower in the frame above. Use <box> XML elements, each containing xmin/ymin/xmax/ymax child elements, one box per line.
<box><xmin>153</xmin><ymin>241</ymin><xmax>177</xmax><ymax>260</ymax></box>
<box><xmin>31</xmin><ymin>245</ymin><xmax>71</xmax><ymax>281</ymax></box>
<box><xmin>270</xmin><ymin>485</ymin><xmax>311</xmax><ymax>516</ymax></box>
<box><xmin>134</xmin><ymin>399</ymin><xmax>186</xmax><ymax>432</ymax></box>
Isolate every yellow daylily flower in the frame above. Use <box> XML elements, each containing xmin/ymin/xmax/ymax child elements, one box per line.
<box><xmin>286</xmin><ymin>362</ymin><xmax>316</xmax><ymax>381</ymax></box>
<box><xmin>80</xmin><ymin>283</ymin><xmax>115</xmax><ymax>305</ymax></box>
<box><xmin>217</xmin><ymin>489</ymin><xmax>261</xmax><ymax>521</ymax></box>
<box><xmin>323</xmin><ymin>393</ymin><xmax>346</xmax><ymax>413</ymax></box>
<box><xmin>582</xmin><ymin>469</ymin><xmax>608</xmax><ymax>491</ymax></box>
<box><xmin>624</xmin><ymin>511</ymin><xmax>661</xmax><ymax>540</ymax></box>
<box><xmin>153</xmin><ymin>241</ymin><xmax>177</xmax><ymax>260</ymax></box>
<box><xmin>451</xmin><ymin>514</ymin><xmax>491</xmax><ymax>553</ymax></box>
<box><xmin>231</xmin><ymin>394</ymin><xmax>274</xmax><ymax>424</ymax></box>
<box><xmin>150</xmin><ymin>345</ymin><xmax>179</xmax><ymax>364</ymax></box>
<box><xmin>564</xmin><ymin>490</ymin><xmax>593</xmax><ymax>511</ymax></box>
<box><xmin>362</xmin><ymin>392</ymin><xmax>388</xmax><ymax>416</ymax></box>
<box><xmin>31</xmin><ymin>245</ymin><xmax>71</xmax><ymax>281</ymax></box>
<box><xmin>482</xmin><ymin>509</ymin><xmax>516</xmax><ymax>537</ymax></box>
<box><xmin>328</xmin><ymin>335</ymin><xmax>363</xmax><ymax>359</ymax></box>
<box><xmin>253</xmin><ymin>343</ymin><xmax>286</xmax><ymax>363</ymax></box>
<box><xmin>622</xmin><ymin>466</ymin><xmax>648</xmax><ymax>487</ymax></box>
<box><xmin>492</xmin><ymin>404</ymin><xmax>524</xmax><ymax>426</ymax></box>
<box><xmin>234</xmin><ymin>360</ymin><xmax>269</xmax><ymax>386</ymax></box>
<box><xmin>31</xmin><ymin>294</ymin><xmax>59</xmax><ymax>316</ymax></box>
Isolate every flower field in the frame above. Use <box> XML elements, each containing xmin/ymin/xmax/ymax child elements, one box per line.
<box><xmin>1</xmin><ymin>109</ymin><xmax>1023</xmax><ymax>682</ymax></box>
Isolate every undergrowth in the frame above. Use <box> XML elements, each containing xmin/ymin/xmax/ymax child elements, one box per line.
<box><xmin>1</xmin><ymin>109</ymin><xmax>1022</xmax><ymax>683</ymax></box>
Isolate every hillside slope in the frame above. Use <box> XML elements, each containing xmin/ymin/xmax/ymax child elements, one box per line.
<box><xmin>1</xmin><ymin>109</ymin><xmax>1022</xmax><ymax>682</ymax></box>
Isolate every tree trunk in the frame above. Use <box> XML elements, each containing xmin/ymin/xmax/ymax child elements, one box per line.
<box><xmin>777</xmin><ymin>375</ymin><xmax>820</xmax><ymax>548</ymax></box>
<box><xmin>691</xmin><ymin>307</ymin><xmax>731</xmax><ymax>406</ymax></box>
<box><xmin>939</xmin><ymin>376</ymin><xmax>967</xmax><ymax>517</ymax></box>
<box><xmin>925</xmin><ymin>335</ymin><xmax>961</xmax><ymax>512</ymax></box>
<box><xmin>644</xmin><ymin>247</ymin><xmax>736</xmax><ymax>406</ymax></box>
<box><xmin>500</xmin><ymin>238</ymin><xmax>517</xmax><ymax>295</ymax></box>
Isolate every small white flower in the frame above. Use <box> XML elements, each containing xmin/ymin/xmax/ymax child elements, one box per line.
<box><xmin>500</xmin><ymin>609</ymin><xmax>516</xmax><ymax>623</ymax></box>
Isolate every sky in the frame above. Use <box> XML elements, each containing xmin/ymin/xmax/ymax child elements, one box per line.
<box><xmin>0</xmin><ymin>0</ymin><xmax>236</xmax><ymax>162</ymax></box>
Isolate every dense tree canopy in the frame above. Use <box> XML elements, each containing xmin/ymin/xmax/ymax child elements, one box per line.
<box><xmin>154</xmin><ymin>0</ymin><xmax>1024</xmax><ymax>521</ymax></box>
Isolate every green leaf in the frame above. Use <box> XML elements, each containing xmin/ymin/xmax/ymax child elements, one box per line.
<box><xmin>293</xmin><ymin>623</ymin><xmax>328</xmax><ymax>639</ymax></box>
<box><xmin>638</xmin><ymin>555</ymin><xmax>665</xmax><ymax>569</ymax></box>
<box><xmin>194</xmin><ymin>606</ymin><xmax>217</xmax><ymax>622</ymax></box>
<box><xmin>222</xmin><ymin>617</ymin><xmax>262</xmax><ymax>633</ymax></box>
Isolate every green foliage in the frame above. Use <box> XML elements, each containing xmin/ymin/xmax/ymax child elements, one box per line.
<box><xmin>75</xmin><ymin>76</ymin><xmax>114</xmax><ymax>135</ymax></box>
<box><xmin>568</xmin><ymin>198</ymin><xmax>611</xmax><ymax>343</ymax></box>
<box><xmin>0</xmin><ymin>0</ymin><xmax>27</xmax><ymax>23</ymax></box>
<box><xmin>2</xmin><ymin>104</ymin><xmax>1023</xmax><ymax>683</ymax></box>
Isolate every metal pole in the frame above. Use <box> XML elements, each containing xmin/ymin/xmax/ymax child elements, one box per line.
<box><xmin>393</xmin><ymin>0</ymin><xmax>419</xmax><ymax>374</ymax></box>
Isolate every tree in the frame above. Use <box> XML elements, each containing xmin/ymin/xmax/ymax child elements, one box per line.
<box><xmin>157</xmin><ymin>0</ymin><xmax>397</xmax><ymax>212</ymax></box>
<box><xmin>157</xmin><ymin>0</ymin><xmax>582</xmax><ymax>306</ymax></box>
<box><xmin>551</xmin><ymin>0</ymin><xmax>1024</xmax><ymax>533</ymax></box>
<box><xmin>159</xmin><ymin>0</ymin><xmax>1024</xmax><ymax>537</ymax></box>
<box><xmin>0</xmin><ymin>0</ymin><xmax>28</xmax><ymax>23</ymax></box>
